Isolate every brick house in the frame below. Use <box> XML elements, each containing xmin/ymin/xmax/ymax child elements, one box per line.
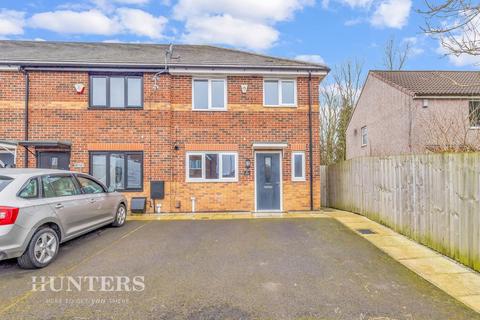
<box><xmin>0</xmin><ymin>41</ymin><xmax>328</xmax><ymax>213</ymax></box>
<box><xmin>347</xmin><ymin>71</ymin><xmax>480</xmax><ymax>159</ymax></box>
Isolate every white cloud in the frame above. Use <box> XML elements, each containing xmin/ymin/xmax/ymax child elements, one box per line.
<box><xmin>173</xmin><ymin>0</ymin><xmax>313</xmax><ymax>22</ymax></box>
<box><xmin>340</xmin><ymin>0</ymin><xmax>373</xmax><ymax>8</ymax></box>
<box><xmin>173</xmin><ymin>0</ymin><xmax>312</xmax><ymax>51</ymax></box>
<box><xmin>28</xmin><ymin>8</ymin><xmax>167</xmax><ymax>39</ymax></box>
<box><xmin>402</xmin><ymin>36</ymin><xmax>424</xmax><ymax>56</ymax></box>
<box><xmin>371</xmin><ymin>0</ymin><xmax>411</xmax><ymax>28</ymax></box>
<box><xmin>295</xmin><ymin>54</ymin><xmax>326</xmax><ymax>64</ymax></box>
<box><xmin>116</xmin><ymin>8</ymin><xmax>167</xmax><ymax>39</ymax></box>
<box><xmin>446</xmin><ymin>54</ymin><xmax>480</xmax><ymax>67</ymax></box>
<box><xmin>0</xmin><ymin>9</ymin><xmax>25</xmax><ymax>36</ymax></box>
<box><xmin>183</xmin><ymin>15</ymin><xmax>279</xmax><ymax>51</ymax></box>
<box><xmin>29</xmin><ymin>10</ymin><xmax>119</xmax><ymax>35</ymax></box>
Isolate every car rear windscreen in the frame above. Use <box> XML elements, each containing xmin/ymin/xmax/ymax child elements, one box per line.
<box><xmin>0</xmin><ymin>176</ymin><xmax>13</xmax><ymax>193</ymax></box>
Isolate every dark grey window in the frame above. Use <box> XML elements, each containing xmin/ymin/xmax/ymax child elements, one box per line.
<box><xmin>0</xmin><ymin>152</ymin><xmax>14</xmax><ymax>168</ymax></box>
<box><xmin>469</xmin><ymin>101</ymin><xmax>480</xmax><ymax>127</ymax></box>
<box><xmin>89</xmin><ymin>151</ymin><xmax>143</xmax><ymax>191</ymax></box>
<box><xmin>90</xmin><ymin>75</ymin><xmax>143</xmax><ymax>108</ymax></box>
<box><xmin>19</xmin><ymin>178</ymin><xmax>39</xmax><ymax>199</ymax></box>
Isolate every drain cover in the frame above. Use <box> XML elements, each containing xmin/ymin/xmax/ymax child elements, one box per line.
<box><xmin>356</xmin><ymin>228</ymin><xmax>376</xmax><ymax>235</ymax></box>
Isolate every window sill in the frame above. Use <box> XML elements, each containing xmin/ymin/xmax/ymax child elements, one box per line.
<box><xmin>263</xmin><ymin>105</ymin><xmax>297</xmax><ymax>108</ymax></box>
<box><xmin>191</xmin><ymin>108</ymin><xmax>228</xmax><ymax>112</ymax></box>
<box><xmin>361</xmin><ymin>144</ymin><xmax>367</xmax><ymax>148</ymax></box>
<box><xmin>88</xmin><ymin>107</ymin><xmax>144</xmax><ymax>110</ymax></box>
<box><xmin>469</xmin><ymin>127</ymin><xmax>480</xmax><ymax>130</ymax></box>
<box><xmin>186</xmin><ymin>179</ymin><xmax>238</xmax><ymax>183</ymax></box>
<box><xmin>292</xmin><ymin>178</ymin><xmax>306</xmax><ymax>182</ymax></box>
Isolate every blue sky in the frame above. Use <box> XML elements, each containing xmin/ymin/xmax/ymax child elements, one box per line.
<box><xmin>0</xmin><ymin>0</ymin><xmax>477</xmax><ymax>72</ymax></box>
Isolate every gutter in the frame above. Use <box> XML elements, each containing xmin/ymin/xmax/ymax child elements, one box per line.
<box><xmin>20</xmin><ymin>67</ymin><xmax>29</xmax><ymax>168</ymax></box>
<box><xmin>1</xmin><ymin>60</ymin><xmax>329</xmax><ymax>71</ymax></box>
<box><xmin>308</xmin><ymin>71</ymin><xmax>314</xmax><ymax>211</ymax></box>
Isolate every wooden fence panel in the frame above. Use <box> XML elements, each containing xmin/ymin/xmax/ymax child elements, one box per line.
<box><xmin>327</xmin><ymin>153</ymin><xmax>480</xmax><ymax>271</ymax></box>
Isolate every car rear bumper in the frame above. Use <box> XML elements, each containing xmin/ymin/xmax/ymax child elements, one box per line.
<box><xmin>0</xmin><ymin>224</ymin><xmax>29</xmax><ymax>260</ymax></box>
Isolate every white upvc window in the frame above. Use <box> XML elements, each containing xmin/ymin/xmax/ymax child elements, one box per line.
<box><xmin>186</xmin><ymin>152</ymin><xmax>238</xmax><ymax>182</ymax></box>
<box><xmin>263</xmin><ymin>79</ymin><xmax>297</xmax><ymax>107</ymax></box>
<box><xmin>291</xmin><ymin>152</ymin><xmax>305</xmax><ymax>181</ymax></box>
<box><xmin>361</xmin><ymin>126</ymin><xmax>368</xmax><ymax>147</ymax></box>
<box><xmin>192</xmin><ymin>78</ymin><xmax>227</xmax><ymax>110</ymax></box>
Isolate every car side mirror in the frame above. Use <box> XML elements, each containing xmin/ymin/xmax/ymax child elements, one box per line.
<box><xmin>107</xmin><ymin>186</ymin><xmax>116</xmax><ymax>193</ymax></box>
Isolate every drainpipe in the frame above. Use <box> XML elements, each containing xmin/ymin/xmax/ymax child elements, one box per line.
<box><xmin>21</xmin><ymin>68</ymin><xmax>29</xmax><ymax>168</ymax></box>
<box><xmin>308</xmin><ymin>71</ymin><xmax>314</xmax><ymax>211</ymax></box>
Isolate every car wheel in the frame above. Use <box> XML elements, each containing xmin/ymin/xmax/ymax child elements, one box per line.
<box><xmin>17</xmin><ymin>227</ymin><xmax>60</xmax><ymax>269</ymax></box>
<box><xmin>112</xmin><ymin>204</ymin><xmax>127</xmax><ymax>227</ymax></box>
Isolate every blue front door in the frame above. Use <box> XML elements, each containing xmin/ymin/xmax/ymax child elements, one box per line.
<box><xmin>256</xmin><ymin>152</ymin><xmax>281</xmax><ymax>211</ymax></box>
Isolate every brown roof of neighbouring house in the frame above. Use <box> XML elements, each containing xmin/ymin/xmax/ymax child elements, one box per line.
<box><xmin>0</xmin><ymin>40</ymin><xmax>329</xmax><ymax>71</ymax></box>
<box><xmin>371</xmin><ymin>70</ymin><xmax>480</xmax><ymax>96</ymax></box>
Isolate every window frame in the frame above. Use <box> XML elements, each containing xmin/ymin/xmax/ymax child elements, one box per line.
<box><xmin>186</xmin><ymin>152</ymin><xmax>238</xmax><ymax>182</ymax></box>
<box><xmin>291</xmin><ymin>152</ymin><xmax>306</xmax><ymax>181</ymax></box>
<box><xmin>361</xmin><ymin>126</ymin><xmax>368</xmax><ymax>147</ymax></box>
<box><xmin>469</xmin><ymin>100</ymin><xmax>480</xmax><ymax>129</ymax></box>
<box><xmin>88</xmin><ymin>151</ymin><xmax>144</xmax><ymax>192</ymax></box>
<box><xmin>89</xmin><ymin>74</ymin><xmax>144</xmax><ymax>109</ymax></box>
<box><xmin>192</xmin><ymin>78</ymin><xmax>228</xmax><ymax>111</ymax></box>
<box><xmin>263</xmin><ymin>78</ymin><xmax>297</xmax><ymax>107</ymax></box>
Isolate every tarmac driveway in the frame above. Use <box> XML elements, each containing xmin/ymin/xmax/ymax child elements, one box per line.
<box><xmin>0</xmin><ymin>218</ymin><xmax>478</xmax><ymax>320</ymax></box>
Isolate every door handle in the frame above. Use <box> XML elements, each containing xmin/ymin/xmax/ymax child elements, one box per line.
<box><xmin>55</xmin><ymin>203</ymin><xmax>64</xmax><ymax>209</ymax></box>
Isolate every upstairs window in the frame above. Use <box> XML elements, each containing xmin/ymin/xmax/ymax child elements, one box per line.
<box><xmin>264</xmin><ymin>79</ymin><xmax>296</xmax><ymax>106</ymax></box>
<box><xmin>469</xmin><ymin>101</ymin><xmax>480</xmax><ymax>128</ymax></box>
<box><xmin>186</xmin><ymin>152</ymin><xmax>237</xmax><ymax>182</ymax></box>
<box><xmin>90</xmin><ymin>75</ymin><xmax>143</xmax><ymax>108</ymax></box>
<box><xmin>361</xmin><ymin>126</ymin><xmax>368</xmax><ymax>147</ymax></box>
<box><xmin>193</xmin><ymin>79</ymin><xmax>227</xmax><ymax>110</ymax></box>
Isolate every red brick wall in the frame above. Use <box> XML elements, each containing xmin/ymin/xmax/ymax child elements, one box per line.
<box><xmin>0</xmin><ymin>70</ymin><xmax>322</xmax><ymax>213</ymax></box>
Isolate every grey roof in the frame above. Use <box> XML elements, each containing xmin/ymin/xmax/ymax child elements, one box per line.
<box><xmin>0</xmin><ymin>40</ymin><xmax>328</xmax><ymax>71</ymax></box>
<box><xmin>371</xmin><ymin>70</ymin><xmax>480</xmax><ymax>96</ymax></box>
<box><xmin>0</xmin><ymin>168</ymin><xmax>71</xmax><ymax>177</ymax></box>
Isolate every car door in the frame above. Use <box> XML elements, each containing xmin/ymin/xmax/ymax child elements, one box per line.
<box><xmin>75</xmin><ymin>175</ymin><xmax>114</xmax><ymax>224</ymax></box>
<box><xmin>42</xmin><ymin>174</ymin><xmax>93</xmax><ymax>238</ymax></box>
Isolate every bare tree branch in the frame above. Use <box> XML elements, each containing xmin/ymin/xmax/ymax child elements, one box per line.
<box><xmin>420</xmin><ymin>0</ymin><xmax>480</xmax><ymax>56</ymax></box>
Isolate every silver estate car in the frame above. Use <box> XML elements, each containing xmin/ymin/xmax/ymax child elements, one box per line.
<box><xmin>0</xmin><ymin>169</ymin><xmax>127</xmax><ymax>269</ymax></box>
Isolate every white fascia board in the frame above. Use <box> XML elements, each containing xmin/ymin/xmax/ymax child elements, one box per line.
<box><xmin>169</xmin><ymin>67</ymin><xmax>327</xmax><ymax>76</ymax></box>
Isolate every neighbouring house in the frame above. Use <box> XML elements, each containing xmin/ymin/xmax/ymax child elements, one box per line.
<box><xmin>347</xmin><ymin>71</ymin><xmax>480</xmax><ymax>159</ymax></box>
<box><xmin>0</xmin><ymin>40</ymin><xmax>328</xmax><ymax>213</ymax></box>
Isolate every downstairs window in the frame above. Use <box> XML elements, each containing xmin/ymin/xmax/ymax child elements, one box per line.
<box><xmin>186</xmin><ymin>152</ymin><xmax>238</xmax><ymax>182</ymax></box>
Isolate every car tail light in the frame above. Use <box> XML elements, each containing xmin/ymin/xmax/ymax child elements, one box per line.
<box><xmin>0</xmin><ymin>206</ymin><xmax>19</xmax><ymax>225</ymax></box>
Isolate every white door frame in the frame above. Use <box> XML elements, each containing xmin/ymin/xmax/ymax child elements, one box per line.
<box><xmin>254</xmin><ymin>150</ymin><xmax>283</xmax><ymax>212</ymax></box>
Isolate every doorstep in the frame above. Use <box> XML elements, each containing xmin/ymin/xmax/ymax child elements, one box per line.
<box><xmin>325</xmin><ymin>208</ymin><xmax>480</xmax><ymax>314</ymax></box>
<box><xmin>126</xmin><ymin>211</ymin><xmax>327</xmax><ymax>221</ymax></box>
